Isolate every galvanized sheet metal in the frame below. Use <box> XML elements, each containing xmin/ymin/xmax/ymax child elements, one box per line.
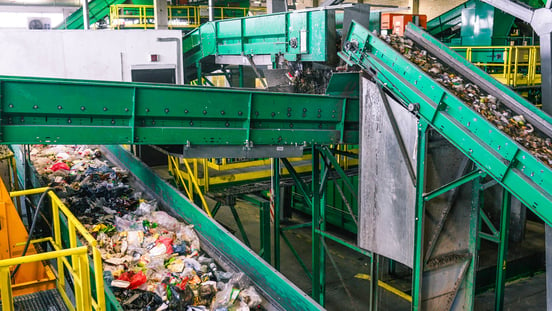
<box><xmin>358</xmin><ymin>78</ymin><xmax>417</xmax><ymax>267</ymax></box>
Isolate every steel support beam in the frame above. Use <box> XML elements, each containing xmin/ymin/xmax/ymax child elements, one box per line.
<box><xmin>495</xmin><ymin>190</ymin><xmax>511</xmax><ymax>309</ymax></box>
<box><xmin>311</xmin><ymin>146</ymin><xmax>326</xmax><ymax>305</ymax></box>
<box><xmin>272</xmin><ymin>158</ymin><xmax>281</xmax><ymax>269</ymax></box>
<box><xmin>546</xmin><ymin>224</ymin><xmax>552</xmax><ymax>308</ymax></box>
<box><xmin>464</xmin><ymin>175</ymin><xmax>483</xmax><ymax>310</ymax></box>
<box><xmin>0</xmin><ymin>76</ymin><xmax>357</xmax><ymax>147</ymax></box>
<box><xmin>412</xmin><ymin>121</ymin><xmax>428</xmax><ymax>311</ymax></box>
<box><xmin>370</xmin><ymin>254</ymin><xmax>380</xmax><ymax>311</ymax></box>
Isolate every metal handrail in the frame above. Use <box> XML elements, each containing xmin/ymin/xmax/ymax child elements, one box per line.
<box><xmin>3</xmin><ymin>189</ymin><xmax>106</xmax><ymax>311</ymax></box>
<box><xmin>168</xmin><ymin>155</ymin><xmax>213</xmax><ymax>217</ymax></box>
<box><xmin>451</xmin><ymin>45</ymin><xmax>541</xmax><ymax>87</ymax></box>
<box><xmin>110</xmin><ymin>4</ymin><xmax>264</xmax><ymax>29</ymax></box>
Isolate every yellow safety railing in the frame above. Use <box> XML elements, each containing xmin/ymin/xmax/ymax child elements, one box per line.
<box><xmin>168</xmin><ymin>156</ymin><xmax>213</xmax><ymax>217</ymax></box>
<box><xmin>451</xmin><ymin>45</ymin><xmax>541</xmax><ymax>88</ymax></box>
<box><xmin>167</xmin><ymin>150</ymin><xmax>359</xmax><ymax>204</ymax></box>
<box><xmin>110</xmin><ymin>4</ymin><xmax>265</xmax><ymax>29</ymax></box>
<box><xmin>2</xmin><ymin>188</ymin><xmax>106</xmax><ymax>311</ymax></box>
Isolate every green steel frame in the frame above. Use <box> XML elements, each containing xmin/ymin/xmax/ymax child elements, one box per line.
<box><xmin>339</xmin><ymin>21</ymin><xmax>552</xmax><ymax>224</ymax></box>
<box><xmin>182</xmin><ymin>9</ymin><xmax>337</xmax><ymax>69</ymax></box>
<box><xmin>274</xmin><ymin>147</ymin><xmax>372</xmax><ymax>307</ymax></box>
<box><xmin>0</xmin><ymin>76</ymin><xmax>358</xmax><ymax>147</ymax></box>
<box><xmin>337</xmin><ymin>21</ymin><xmax>551</xmax><ymax>310</ymax></box>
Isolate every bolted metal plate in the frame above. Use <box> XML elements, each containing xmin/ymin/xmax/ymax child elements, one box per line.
<box><xmin>358</xmin><ymin>78</ymin><xmax>417</xmax><ymax>267</ymax></box>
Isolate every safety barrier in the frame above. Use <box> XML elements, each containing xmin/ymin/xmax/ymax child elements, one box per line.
<box><xmin>110</xmin><ymin>4</ymin><xmax>265</xmax><ymax>29</ymax></box>
<box><xmin>451</xmin><ymin>45</ymin><xmax>541</xmax><ymax>88</ymax></box>
<box><xmin>1</xmin><ymin>188</ymin><xmax>106</xmax><ymax>311</ymax></box>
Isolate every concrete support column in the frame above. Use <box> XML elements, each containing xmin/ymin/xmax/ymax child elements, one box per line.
<box><xmin>409</xmin><ymin>0</ymin><xmax>419</xmax><ymax>14</ymax></box>
<box><xmin>82</xmin><ymin>0</ymin><xmax>89</xmax><ymax>30</ymax></box>
<box><xmin>154</xmin><ymin>0</ymin><xmax>169</xmax><ymax>30</ymax></box>
<box><xmin>267</xmin><ymin>0</ymin><xmax>287</xmax><ymax>13</ymax></box>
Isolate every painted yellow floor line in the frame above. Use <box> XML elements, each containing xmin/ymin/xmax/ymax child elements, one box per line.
<box><xmin>354</xmin><ymin>273</ymin><xmax>412</xmax><ymax>302</ymax></box>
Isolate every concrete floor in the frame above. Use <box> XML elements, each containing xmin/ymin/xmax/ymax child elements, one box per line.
<box><xmin>213</xmin><ymin>196</ymin><xmax>410</xmax><ymax>311</ymax></box>
<box><xmin>212</xmin><ymin>196</ymin><xmax>547</xmax><ymax>311</ymax></box>
<box><xmin>149</xmin><ymin>161</ymin><xmax>548</xmax><ymax>311</ymax></box>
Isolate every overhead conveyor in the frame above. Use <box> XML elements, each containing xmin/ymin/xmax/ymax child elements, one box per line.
<box><xmin>0</xmin><ymin>76</ymin><xmax>358</xmax><ymax>157</ymax></box>
<box><xmin>426</xmin><ymin>0</ymin><xmax>477</xmax><ymax>38</ymax></box>
<box><xmin>181</xmin><ymin>5</ymin><xmax>397</xmax><ymax>83</ymax></box>
<box><xmin>339</xmin><ymin>20</ymin><xmax>551</xmax><ymax>223</ymax></box>
<box><xmin>55</xmin><ymin>0</ymin><xmax>126</xmax><ymax>29</ymax></box>
<box><xmin>182</xmin><ymin>8</ymin><xmax>339</xmax><ymax>82</ymax></box>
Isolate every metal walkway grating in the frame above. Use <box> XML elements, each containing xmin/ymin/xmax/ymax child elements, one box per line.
<box><xmin>1</xmin><ymin>289</ymin><xmax>69</xmax><ymax>311</ymax></box>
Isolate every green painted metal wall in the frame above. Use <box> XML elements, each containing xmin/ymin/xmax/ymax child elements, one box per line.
<box><xmin>183</xmin><ymin>9</ymin><xmax>337</xmax><ymax>67</ymax></box>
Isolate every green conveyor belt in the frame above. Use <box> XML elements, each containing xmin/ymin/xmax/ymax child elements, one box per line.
<box><xmin>0</xmin><ymin>76</ymin><xmax>358</xmax><ymax>147</ymax></box>
<box><xmin>182</xmin><ymin>8</ymin><xmax>337</xmax><ymax>79</ymax></box>
<box><xmin>426</xmin><ymin>0</ymin><xmax>476</xmax><ymax>37</ymax></box>
<box><xmin>338</xmin><ymin>21</ymin><xmax>552</xmax><ymax>224</ymax></box>
<box><xmin>55</xmin><ymin>0</ymin><xmax>126</xmax><ymax>29</ymax></box>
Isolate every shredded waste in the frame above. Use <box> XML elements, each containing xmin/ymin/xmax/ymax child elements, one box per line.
<box><xmin>382</xmin><ymin>34</ymin><xmax>552</xmax><ymax>167</ymax></box>
<box><xmin>30</xmin><ymin>145</ymin><xmax>264</xmax><ymax>311</ymax></box>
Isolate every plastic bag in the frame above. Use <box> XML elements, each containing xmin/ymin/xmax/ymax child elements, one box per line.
<box><xmin>126</xmin><ymin>231</ymin><xmax>144</xmax><ymax>249</ymax></box>
<box><xmin>178</xmin><ymin>224</ymin><xmax>201</xmax><ymax>254</ymax></box>
<box><xmin>146</xmin><ymin>256</ymin><xmax>165</xmax><ymax>271</ymax></box>
<box><xmin>115</xmin><ymin>216</ymin><xmax>141</xmax><ymax>232</ymax></box>
<box><xmin>50</xmin><ymin>162</ymin><xmax>70</xmax><ymax>172</ymax></box>
<box><xmin>151</xmin><ymin>211</ymin><xmax>181</xmax><ymax>231</ymax></box>
<box><xmin>183</xmin><ymin>258</ymin><xmax>201</xmax><ymax>271</ymax></box>
<box><xmin>135</xmin><ymin>200</ymin><xmax>157</xmax><ymax>216</ymax></box>
<box><xmin>173</xmin><ymin>242</ymin><xmax>187</xmax><ymax>255</ymax></box>
<box><xmin>239</xmin><ymin>286</ymin><xmax>262</xmax><ymax>308</ymax></box>
<box><xmin>168</xmin><ymin>285</ymin><xmax>193</xmax><ymax>310</ymax></box>
<box><xmin>211</xmin><ymin>280</ymin><xmax>241</xmax><ymax>310</ymax></box>
<box><xmin>228</xmin><ymin>273</ymin><xmax>248</xmax><ymax>290</ymax></box>
<box><xmin>117</xmin><ymin>271</ymin><xmax>147</xmax><ymax>290</ymax></box>
<box><xmin>231</xmin><ymin>300</ymin><xmax>249</xmax><ymax>311</ymax></box>
<box><xmin>156</xmin><ymin>236</ymin><xmax>174</xmax><ymax>255</ymax></box>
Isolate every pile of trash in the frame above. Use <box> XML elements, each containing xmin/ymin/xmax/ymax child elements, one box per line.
<box><xmin>30</xmin><ymin>145</ymin><xmax>263</xmax><ymax>311</ymax></box>
<box><xmin>382</xmin><ymin>34</ymin><xmax>552</xmax><ymax>167</ymax></box>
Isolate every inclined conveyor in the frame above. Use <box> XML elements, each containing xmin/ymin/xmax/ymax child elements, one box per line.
<box><xmin>339</xmin><ymin>21</ymin><xmax>552</xmax><ymax>224</ymax></box>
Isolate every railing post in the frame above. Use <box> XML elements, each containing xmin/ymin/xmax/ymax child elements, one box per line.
<box><xmin>51</xmin><ymin>194</ymin><xmax>65</xmax><ymax>290</ymax></box>
<box><xmin>0</xmin><ymin>266</ymin><xmax>14</xmax><ymax>311</ymax></box>
<box><xmin>80</xmin><ymin>253</ymin><xmax>92</xmax><ymax>311</ymax></box>
<box><xmin>93</xmin><ymin>248</ymin><xmax>106</xmax><ymax>311</ymax></box>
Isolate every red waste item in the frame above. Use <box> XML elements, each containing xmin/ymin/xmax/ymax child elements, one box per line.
<box><xmin>118</xmin><ymin>271</ymin><xmax>147</xmax><ymax>289</ymax></box>
<box><xmin>156</xmin><ymin>236</ymin><xmax>174</xmax><ymax>255</ymax></box>
<box><xmin>178</xmin><ymin>276</ymin><xmax>189</xmax><ymax>290</ymax></box>
<box><xmin>50</xmin><ymin>162</ymin><xmax>70</xmax><ymax>172</ymax></box>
